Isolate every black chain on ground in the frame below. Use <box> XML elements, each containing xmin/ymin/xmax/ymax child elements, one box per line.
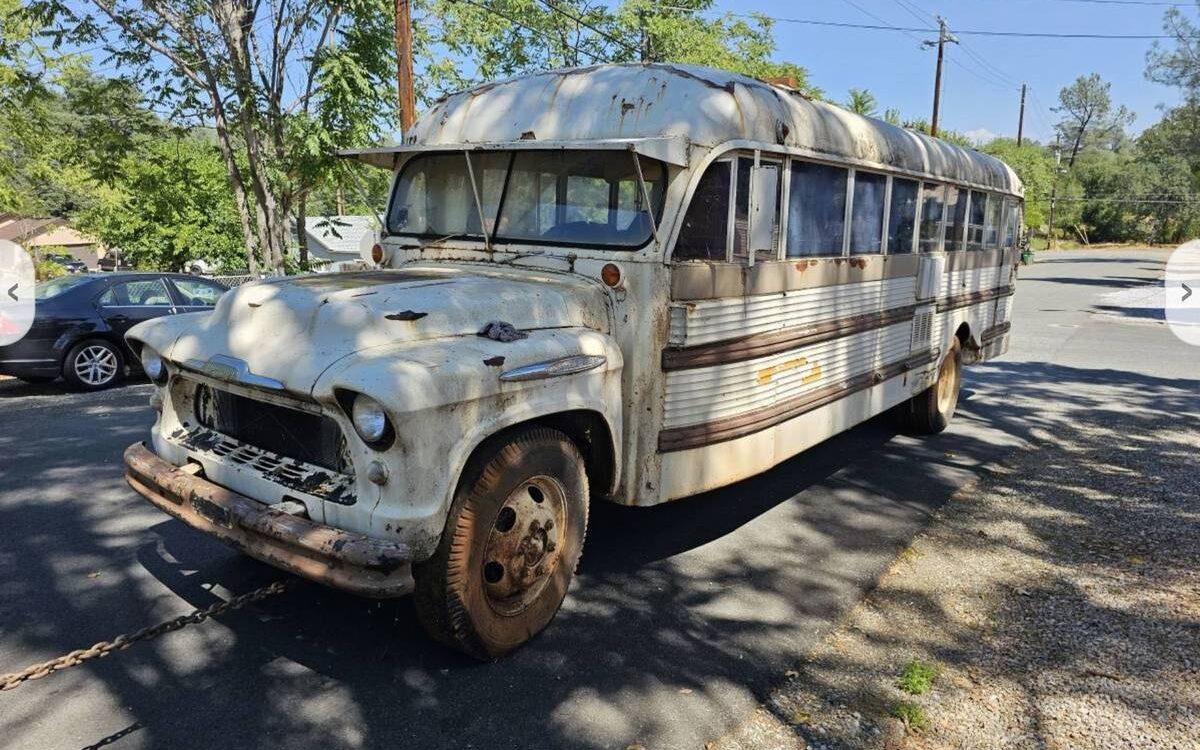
<box><xmin>0</xmin><ymin>579</ymin><xmax>292</xmax><ymax>691</ymax></box>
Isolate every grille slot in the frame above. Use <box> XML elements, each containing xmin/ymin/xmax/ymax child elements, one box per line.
<box><xmin>194</xmin><ymin>384</ymin><xmax>350</xmax><ymax>474</ymax></box>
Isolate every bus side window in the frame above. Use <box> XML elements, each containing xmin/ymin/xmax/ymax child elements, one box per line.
<box><xmin>888</xmin><ymin>178</ymin><xmax>919</xmax><ymax>254</ymax></box>
<box><xmin>967</xmin><ymin>189</ymin><xmax>987</xmax><ymax>250</ymax></box>
<box><xmin>1003</xmin><ymin>198</ymin><xmax>1021</xmax><ymax>249</ymax></box>
<box><xmin>675</xmin><ymin>161</ymin><xmax>732</xmax><ymax>262</ymax></box>
<box><xmin>733</xmin><ymin>157</ymin><xmax>782</xmax><ymax>264</ymax></box>
<box><xmin>787</xmin><ymin>160</ymin><xmax>847</xmax><ymax>258</ymax></box>
<box><xmin>984</xmin><ymin>193</ymin><xmax>1003</xmax><ymax>249</ymax></box>
<box><xmin>918</xmin><ymin>183</ymin><xmax>944</xmax><ymax>253</ymax></box>
<box><xmin>944</xmin><ymin>187</ymin><xmax>967</xmax><ymax>252</ymax></box>
<box><xmin>850</xmin><ymin>170</ymin><xmax>887</xmax><ymax>255</ymax></box>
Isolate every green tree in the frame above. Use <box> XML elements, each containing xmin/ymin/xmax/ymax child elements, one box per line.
<box><xmin>1053</xmin><ymin>73</ymin><xmax>1134</xmax><ymax>167</ymax></box>
<box><xmin>26</xmin><ymin>0</ymin><xmax>398</xmax><ymax>273</ymax></box>
<box><xmin>417</xmin><ymin>0</ymin><xmax>822</xmax><ymax>101</ymax></box>
<box><xmin>74</xmin><ymin>135</ymin><xmax>248</xmax><ymax>271</ymax></box>
<box><xmin>981</xmin><ymin>138</ymin><xmax>1056</xmax><ymax>233</ymax></box>
<box><xmin>844</xmin><ymin>88</ymin><xmax>878</xmax><ymax>117</ymax></box>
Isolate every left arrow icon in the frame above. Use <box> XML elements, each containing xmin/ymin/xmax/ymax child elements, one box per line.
<box><xmin>6</xmin><ymin>283</ymin><xmax>16</xmax><ymax>301</ymax></box>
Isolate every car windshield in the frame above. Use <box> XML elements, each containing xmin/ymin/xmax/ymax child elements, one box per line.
<box><xmin>35</xmin><ymin>276</ymin><xmax>91</xmax><ymax>299</ymax></box>
<box><xmin>387</xmin><ymin>150</ymin><xmax>667</xmax><ymax>249</ymax></box>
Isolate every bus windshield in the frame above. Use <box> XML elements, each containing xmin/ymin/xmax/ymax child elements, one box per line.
<box><xmin>387</xmin><ymin>150</ymin><xmax>667</xmax><ymax>249</ymax></box>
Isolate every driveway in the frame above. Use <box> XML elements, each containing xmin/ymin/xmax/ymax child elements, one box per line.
<box><xmin>1</xmin><ymin>248</ymin><xmax>1194</xmax><ymax>749</ymax></box>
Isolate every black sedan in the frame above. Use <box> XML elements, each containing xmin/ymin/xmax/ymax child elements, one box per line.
<box><xmin>0</xmin><ymin>273</ymin><xmax>229</xmax><ymax>390</ymax></box>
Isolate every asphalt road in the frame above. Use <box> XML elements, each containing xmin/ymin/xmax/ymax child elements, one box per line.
<box><xmin>1</xmin><ymin>249</ymin><xmax>1196</xmax><ymax>750</ymax></box>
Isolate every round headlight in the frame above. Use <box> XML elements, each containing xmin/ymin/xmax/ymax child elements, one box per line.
<box><xmin>140</xmin><ymin>347</ymin><xmax>167</xmax><ymax>385</ymax></box>
<box><xmin>351</xmin><ymin>395</ymin><xmax>393</xmax><ymax>447</ymax></box>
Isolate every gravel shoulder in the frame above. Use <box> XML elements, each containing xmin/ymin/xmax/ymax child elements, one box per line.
<box><xmin>713</xmin><ymin>356</ymin><xmax>1200</xmax><ymax>749</ymax></box>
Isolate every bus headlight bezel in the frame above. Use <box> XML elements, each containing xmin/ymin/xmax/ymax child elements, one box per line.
<box><xmin>140</xmin><ymin>346</ymin><xmax>168</xmax><ymax>385</ymax></box>
<box><xmin>350</xmin><ymin>394</ymin><xmax>395</xmax><ymax>449</ymax></box>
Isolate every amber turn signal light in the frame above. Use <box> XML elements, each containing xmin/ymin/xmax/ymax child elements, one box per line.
<box><xmin>601</xmin><ymin>263</ymin><xmax>622</xmax><ymax>288</ymax></box>
<box><xmin>370</xmin><ymin>243</ymin><xmax>384</xmax><ymax>264</ymax></box>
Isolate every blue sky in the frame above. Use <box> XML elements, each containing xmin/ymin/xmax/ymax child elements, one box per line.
<box><xmin>718</xmin><ymin>0</ymin><xmax>1185</xmax><ymax>144</ymax></box>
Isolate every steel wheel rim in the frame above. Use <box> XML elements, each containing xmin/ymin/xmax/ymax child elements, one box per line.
<box><xmin>481</xmin><ymin>475</ymin><xmax>568</xmax><ymax>616</ymax></box>
<box><xmin>936</xmin><ymin>352</ymin><xmax>958</xmax><ymax>413</ymax></box>
<box><xmin>75</xmin><ymin>345</ymin><xmax>118</xmax><ymax>386</ymax></box>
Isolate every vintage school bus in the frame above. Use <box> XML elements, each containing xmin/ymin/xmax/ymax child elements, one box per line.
<box><xmin>124</xmin><ymin>63</ymin><xmax>1021</xmax><ymax>659</ymax></box>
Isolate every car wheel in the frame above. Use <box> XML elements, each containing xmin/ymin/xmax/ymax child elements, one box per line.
<box><xmin>901</xmin><ymin>338</ymin><xmax>961</xmax><ymax>434</ymax></box>
<box><xmin>63</xmin><ymin>339</ymin><xmax>124</xmax><ymax>391</ymax></box>
<box><xmin>414</xmin><ymin>427</ymin><xmax>589</xmax><ymax>660</ymax></box>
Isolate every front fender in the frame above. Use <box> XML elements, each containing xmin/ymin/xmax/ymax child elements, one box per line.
<box><xmin>126</xmin><ymin>311</ymin><xmax>213</xmax><ymax>359</ymax></box>
<box><xmin>312</xmin><ymin>328</ymin><xmax>623</xmax><ymax>559</ymax></box>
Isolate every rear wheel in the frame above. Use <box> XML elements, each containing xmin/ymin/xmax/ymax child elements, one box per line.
<box><xmin>63</xmin><ymin>339</ymin><xmax>123</xmax><ymax>391</ymax></box>
<box><xmin>901</xmin><ymin>338</ymin><xmax>961</xmax><ymax>434</ymax></box>
<box><xmin>414</xmin><ymin>427</ymin><xmax>588</xmax><ymax>660</ymax></box>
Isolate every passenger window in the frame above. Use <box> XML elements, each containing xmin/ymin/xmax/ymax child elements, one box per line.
<box><xmin>1003</xmin><ymin>198</ymin><xmax>1022</xmax><ymax>249</ymax></box>
<box><xmin>888</xmin><ymin>178</ymin><xmax>919</xmax><ymax>254</ymax></box>
<box><xmin>967</xmin><ymin>190</ymin><xmax>987</xmax><ymax>250</ymax></box>
<box><xmin>787</xmin><ymin>160</ymin><xmax>847</xmax><ymax>258</ymax></box>
<box><xmin>984</xmin><ymin>194</ymin><xmax>1003</xmax><ymax>249</ymax></box>
<box><xmin>732</xmin><ymin>157</ymin><xmax>753</xmax><ymax>262</ymax></box>
<box><xmin>733</xmin><ymin>156</ymin><xmax>782</xmax><ymax>264</ymax></box>
<box><xmin>675</xmin><ymin>160</ymin><xmax>732</xmax><ymax>261</ymax></box>
<box><xmin>850</xmin><ymin>171</ymin><xmax>887</xmax><ymax>255</ymax></box>
<box><xmin>99</xmin><ymin>280</ymin><xmax>172</xmax><ymax>307</ymax></box>
<box><xmin>944</xmin><ymin>187</ymin><xmax>967</xmax><ymax>252</ymax></box>
<box><xmin>918</xmin><ymin>184</ymin><xmax>944</xmax><ymax>253</ymax></box>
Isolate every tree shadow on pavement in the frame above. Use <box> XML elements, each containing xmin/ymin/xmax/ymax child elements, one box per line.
<box><xmin>2</xmin><ymin>360</ymin><xmax>1197</xmax><ymax>750</ymax></box>
<box><xmin>747</xmin><ymin>359</ymin><xmax>1200</xmax><ymax>749</ymax></box>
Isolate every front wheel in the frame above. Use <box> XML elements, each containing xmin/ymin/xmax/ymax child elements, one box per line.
<box><xmin>901</xmin><ymin>338</ymin><xmax>962</xmax><ymax>434</ymax></box>
<box><xmin>414</xmin><ymin>427</ymin><xmax>588</xmax><ymax>660</ymax></box>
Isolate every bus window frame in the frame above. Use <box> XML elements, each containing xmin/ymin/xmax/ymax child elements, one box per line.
<box><xmin>668</xmin><ymin>143</ymin><xmax>1024</xmax><ymax>265</ymax></box>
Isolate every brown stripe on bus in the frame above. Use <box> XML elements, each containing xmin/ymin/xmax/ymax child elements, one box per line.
<box><xmin>657</xmin><ymin>349</ymin><xmax>939</xmax><ymax>453</ymax></box>
<box><xmin>936</xmin><ymin>285</ymin><xmax>1015</xmax><ymax>314</ymax></box>
<box><xmin>662</xmin><ymin>305</ymin><xmax>919</xmax><ymax>372</ymax></box>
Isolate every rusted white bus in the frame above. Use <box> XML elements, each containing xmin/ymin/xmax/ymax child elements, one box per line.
<box><xmin>124</xmin><ymin>64</ymin><xmax>1021</xmax><ymax>659</ymax></box>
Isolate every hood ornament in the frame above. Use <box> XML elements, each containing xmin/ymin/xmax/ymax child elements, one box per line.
<box><xmin>184</xmin><ymin>354</ymin><xmax>285</xmax><ymax>391</ymax></box>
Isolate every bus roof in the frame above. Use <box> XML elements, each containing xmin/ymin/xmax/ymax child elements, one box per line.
<box><xmin>359</xmin><ymin>63</ymin><xmax>1022</xmax><ymax>196</ymax></box>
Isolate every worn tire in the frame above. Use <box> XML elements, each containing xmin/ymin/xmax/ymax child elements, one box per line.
<box><xmin>901</xmin><ymin>338</ymin><xmax>962</xmax><ymax>435</ymax></box>
<box><xmin>62</xmin><ymin>339</ymin><xmax>123</xmax><ymax>391</ymax></box>
<box><xmin>414</xmin><ymin>427</ymin><xmax>588</xmax><ymax>660</ymax></box>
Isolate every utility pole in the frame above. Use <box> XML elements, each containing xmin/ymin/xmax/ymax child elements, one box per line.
<box><xmin>637</xmin><ymin>7</ymin><xmax>651</xmax><ymax>62</ymax></box>
<box><xmin>1017</xmin><ymin>83</ymin><xmax>1027</xmax><ymax>146</ymax></box>
<box><xmin>923</xmin><ymin>16</ymin><xmax>958</xmax><ymax>139</ymax></box>
<box><xmin>394</xmin><ymin>0</ymin><xmax>415</xmax><ymax>132</ymax></box>
<box><xmin>1048</xmin><ymin>134</ymin><xmax>1062</xmax><ymax>250</ymax></box>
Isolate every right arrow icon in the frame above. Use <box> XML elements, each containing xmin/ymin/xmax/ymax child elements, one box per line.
<box><xmin>1185</xmin><ymin>283</ymin><xmax>1193</xmax><ymax>302</ymax></box>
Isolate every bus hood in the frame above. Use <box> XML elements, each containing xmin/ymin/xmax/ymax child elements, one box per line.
<box><xmin>136</xmin><ymin>268</ymin><xmax>610</xmax><ymax>392</ymax></box>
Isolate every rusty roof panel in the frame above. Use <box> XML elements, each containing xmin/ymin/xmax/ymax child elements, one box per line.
<box><xmin>402</xmin><ymin>63</ymin><xmax>1022</xmax><ymax>195</ymax></box>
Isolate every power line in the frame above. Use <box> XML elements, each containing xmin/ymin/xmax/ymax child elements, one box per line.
<box><xmin>837</xmin><ymin>0</ymin><xmax>1017</xmax><ymax>93</ymax></box>
<box><xmin>659</xmin><ymin>9</ymin><xmax>1184</xmax><ymax>40</ymax></box>
<box><xmin>1041</xmin><ymin>0</ymin><xmax>1190</xmax><ymax>6</ymax></box>
<box><xmin>533</xmin><ymin>0</ymin><xmax>640</xmax><ymax>57</ymax></box>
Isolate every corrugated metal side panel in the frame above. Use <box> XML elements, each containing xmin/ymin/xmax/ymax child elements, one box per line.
<box><xmin>995</xmin><ymin>293</ymin><xmax>1015</xmax><ymax>324</ymax></box>
<box><xmin>934</xmin><ymin>300</ymin><xmax>994</xmax><ymax>346</ymax></box>
<box><xmin>663</xmin><ymin>321</ymin><xmax>912</xmax><ymax>428</ymax></box>
<box><xmin>669</xmin><ymin>277</ymin><xmax>917</xmax><ymax>347</ymax></box>
<box><xmin>942</xmin><ymin>265</ymin><xmax>1003</xmax><ymax>297</ymax></box>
